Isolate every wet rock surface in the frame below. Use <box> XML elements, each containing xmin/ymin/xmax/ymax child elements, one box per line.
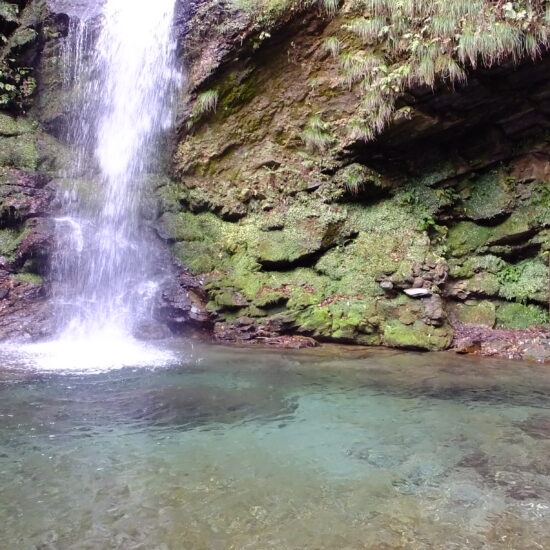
<box><xmin>0</xmin><ymin>0</ymin><xmax>65</xmax><ymax>341</ymax></box>
<box><xmin>145</xmin><ymin>2</ymin><xmax>550</xmax><ymax>357</ymax></box>
<box><xmin>213</xmin><ymin>315</ymin><xmax>318</xmax><ymax>349</ymax></box>
<box><xmin>0</xmin><ymin>270</ymin><xmax>53</xmax><ymax>340</ymax></box>
<box><xmin>156</xmin><ymin>271</ymin><xmax>212</xmax><ymax>334</ymax></box>
<box><xmin>453</xmin><ymin>323</ymin><xmax>550</xmax><ymax>363</ymax></box>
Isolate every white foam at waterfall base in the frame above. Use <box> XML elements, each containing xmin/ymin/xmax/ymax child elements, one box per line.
<box><xmin>10</xmin><ymin>327</ymin><xmax>176</xmax><ymax>373</ymax></box>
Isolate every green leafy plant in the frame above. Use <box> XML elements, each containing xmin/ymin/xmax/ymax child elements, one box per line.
<box><xmin>343</xmin><ymin>164</ymin><xmax>365</xmax><ymax>195</ymax></box>
<box><xmin>302</xmin><ymin>114</ymin><xmax>333</xmax><ymax>151</ymax></box>
<box><xmin>322</xmin><ymin>36</ymin><xmax>342</xmax><ymax>57</ymax></box>
<box><xmin>498</xmin><ymin>263</ymin><xmax>521</xmax><ymax>284</ymax></box>
<box><xmin>193</xmin><ymin>89</ymin><xmax>219</xmax><ymax>116</ymax></box>
<box><xmin>0</xmin><ymin>63</ymin><xmax>36</xmax><ymax>110</ymax></box>
<box><xmin>187</xmin><ymin>89</ymin><xmax>219</xmax><ymax>129</ymax></box>
<box><xmin>336</xmin><ymin>0</ymin><xmax>550</xmax><ymax>141</ymax></box>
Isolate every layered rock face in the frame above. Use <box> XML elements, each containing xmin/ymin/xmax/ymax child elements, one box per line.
<box><xmin>0</xmin><ymin>0</ymin><xmax>66</xmax><ymax>340</ymax></box>
<box><xmin>154</xmin><ymin>1</ymin><xmax>550</xmax><ymax>354</ymax></box>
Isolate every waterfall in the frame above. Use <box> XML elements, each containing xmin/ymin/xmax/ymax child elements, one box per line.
<box><xmin>21</xmin><ymin>0</ymin><xmax>181</xmax><ymax>370</ymax></box>
<box><xmin>55</xmin><ymin>0</ymin><xmax>179</xmax><ymax>338</ymax></box>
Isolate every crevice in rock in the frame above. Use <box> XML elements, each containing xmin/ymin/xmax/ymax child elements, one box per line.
<box><xmin>258</xmin><ymin>248</ymin><xmax>328</xmax><ymax>271</ymax></box>
<box><xmin>489</xmin><ymin>227</ymin><xmax>539</xmax><ymax>247</ymax></box>
<box><xmin>491</xmin><ymin>241</ymin><xmax>542</xmax><ymax>263</ymax></box>
<box><xmin>344</xmin><ymin>53</ymin><xmax>550</xmax><ymax>184</ymax></box>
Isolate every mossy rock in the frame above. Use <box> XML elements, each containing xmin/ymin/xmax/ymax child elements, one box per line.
<box><xmin>172</xmin><ymin>241</ymin><xmax>222</xmax><ymax>275</ymax></box>
<box><xmin>383</xmin><ymin>320</ymin><xmax>452</xmax><ymax>351</ymax></box>
<box><xmin>496</xmin><ymin>302</ymin><xmax>549</xmax><ymax>329</ymax></box>
<box><xmin>333</xmin><ymin>163</ymin><xmax>391</xmax><ymax>198</ymax></box>
<box><xmin>453</xmin><ymin>300</ymin><xmax>496</xmax><ymax>327</ymax></box>
<box><xmin>447</xmin><ymin>222</ymin><xmax>492</xmax><ymax>257</ymax></box>
<box><xmin>447</xmin><ymin>210</ymin><xmax>540</xmax><ymax>258</ymax></box>
<box><xmin>463</xmin><ymin>272</ymin><xmax>501</xmax><ymax>297</ymax></box>
<box><xmin>448</xmin><ymin>255</ymin><xmax>505</xmax><ymax>278</ymax></box>
<box><xmin>460</xmin><ymin>171</ymin><xmax>514</xmax><ymax>221</ymax></box>
<box><xmin>156</xmin><ymin>181</ymin><xmax>187</xmax><ymax>213</ymax></box>
<box><xmin>217</xmin><ymin>70</ymin><xmax>258</xmax><ymax>119</ymax></box>
<box><xmin>295</xmin><ymin>298</ymin><xmax>377</xmax><ymax>341</ymax></box>
<box><xmin>0</xmin><ymin>114</ymin><xmax>35</xmax><ymax>137</ymax></box>
<box><xmin>0</xmin><ymin>2</ymin><xmax>19</xmax><ymax>22</ymax></box>
<box><xmin>213</xmin><ymin>289</ymin><xmax>249</xmax><ymax>309</ymax></box>
<box><xmin>0</xmin><ymin>225</ymin><xmax>26</xmax><ymax>262</ymax></box>
<box><xmin>252</xmin><ymin>285</ymin><xmax>289</xmax><ymax>308</ymax></box>
<box><xmin>12</xmin><ymin>272</ymin><xmax>43</xmax><ymax>285</ymax></box>
<box><xmin>254</xmin><ymin>225</ymin><xmax>319</xmax><ymax>265</ymax></box>
<box><xmin>414</xmin><ymin>160</ymin><xmax>459</xmax><ymax>187</ymax></box>
<box><xmin>315</xmin><ymin>200</ymin><xmax>439</xmax><ymax>295</ymax></box>
<box><xmin>9</xmin><ymin>26</ymin><xmax>37</xmax><ymax>48</ymax></box>
<box><xmin>527</xmin><ymin>185</ymin><xmax>550</xmax><ymax>226</ymax></box>
<box><xmin>487</xmin><ymin>210</ymin><xmax>533</xmax><ymax>246</ymax></box>
<box><xmin>253</xmin><ymin>212</ymin><xmax>349</xmax><ymax>267</ymax></box>
<box><xmin>158</xmin><ymin>211</ymin><xmax>225</xmax><ymax>242</ymax></box>
<box><xmin>0</xmin><ymin>135</ymin><xmax>38</xmax><ymax>171</ymax></box>
<box><xmin>36</xmin><ymin>133</ymin><xmax>69</xmax><ymax>173</ymax></box>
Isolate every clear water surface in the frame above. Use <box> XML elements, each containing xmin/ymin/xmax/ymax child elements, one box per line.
<box><xmin>1</xmin><ymin>344</ymin><xmax>549</xmax><ymax>549</ymax></box>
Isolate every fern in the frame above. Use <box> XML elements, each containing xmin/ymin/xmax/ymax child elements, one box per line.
<box><xmin>322</xmin><ymin>36</ymin><xmax>342</xmax><ymax>57</ymax></box>
<box><xmin>193</xmin><ymin>89</ymin><xmax>219</xmax><ymax>116</ymax></box>
<box><xmin>302</xmin><ymin>115</ymin><xmax>333</xmax><ymax>151</ymax></box>
<box><xmin>414</xmin><ymin>51</ymin><xmax>436</xmax><ymax>87</ymax></box>
<box><xmin>434</xmin><ymin>55</ymin><xmax>466</xmax><ymax>84</ymax></box>
<box><xmin>524</xmin><ymin>32</ymin><xmax>541</xmax><ymax>57</ymax></box>
<box><xmin>346</xmin><ymin>17</ymin><xmax>386</xmax><ymax>43</ymax></box>
<box><xmin>339</xmin><ymin>50</ymin><xmax>381</xmax><ymax>88</ymax></box>
<box><xmin>445</xmin><ymin>0</ymin><xmax>484</xmax><ymax>19</ymax></box>
<box><xmin>429</xmin><ymin>14</ymin><xmax>457</xmax><ymax>37</ymax></box>
<box><xmin>319</xmin><ymin>0</ymin><xmax>339</xmax><ymax>15</ymax></box>
<box><xmin>348</xmin><ymin>118</ymin><xmax>374</xmax><ymax>141</ymax></box>
<box><xmin>343</xmin><ymin>165</ymin><xmax>365</xmax><ymax>194</ymax></box>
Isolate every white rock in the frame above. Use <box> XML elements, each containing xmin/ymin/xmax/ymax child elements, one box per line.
<box><xmin>404</xmin><ymin>288</ymin><xmax>431</xmax><ymax>298</ymax></box>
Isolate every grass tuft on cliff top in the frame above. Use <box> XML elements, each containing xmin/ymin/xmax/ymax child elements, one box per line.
<box><xmin>224</xmin><ymin>0</ymin><xmax>550</xmax><ymax>142</ymax></box>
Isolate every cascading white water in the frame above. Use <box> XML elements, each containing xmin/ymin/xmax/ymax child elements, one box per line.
<box><xmin>19</xmin><ymin>0</ymin><xmax>181</xmax><ymax>370</ymax></box>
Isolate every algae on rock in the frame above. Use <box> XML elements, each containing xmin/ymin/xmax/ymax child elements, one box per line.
<box><xmin>157</xmin><ymin>0</ymin><xmax>550</xmax><ymax>350</ymax></box>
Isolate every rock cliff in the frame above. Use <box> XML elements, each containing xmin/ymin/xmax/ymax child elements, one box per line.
<box><xmin>0</xmin><ymin>0</ymin><xmax>66</xmax><ymax>339</ymax></box>
<box><xmin>155</xmin><ymin>0</ymin><xmax>550</xmax><ymax>357</ymax></box>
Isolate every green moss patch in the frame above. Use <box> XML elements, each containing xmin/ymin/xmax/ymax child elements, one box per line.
<box><xmin>496</xmin><ymin>302</ymin><xmax>549</xmax><ymax>330</ymax></box>
<box><xmin>453</xmin><ymin>300</ymin><xmax>496</xmax><ymax>328</ymax></box>
<box><xmin>12</xmin><ymin>272</ymin><xmax>42</xmax><ymax>285</ymax></box>
<box><xmin>383</xmin><ymin>321</ymin><xmax>452</xmax><ymax>351</ymax></box>
<box><xmin>460</xmin><ymin>171</ymin><xmax>514</xmax><ymax>221</ymax></box>
<box><xmin>447</xmin><ymin>222</ymin><xmax>492</xmax><ymax>257</ymax></box>
<box><xmin>0</xmin><ymin>135</ymin><xmax>38</xmax><ymax>171</ymax></box>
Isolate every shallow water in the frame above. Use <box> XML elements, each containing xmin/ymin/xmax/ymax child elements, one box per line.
<box><xmin>1</xmin><ymin>343</ymin><xmax>550</xmax><ymax>549</ymax></box>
